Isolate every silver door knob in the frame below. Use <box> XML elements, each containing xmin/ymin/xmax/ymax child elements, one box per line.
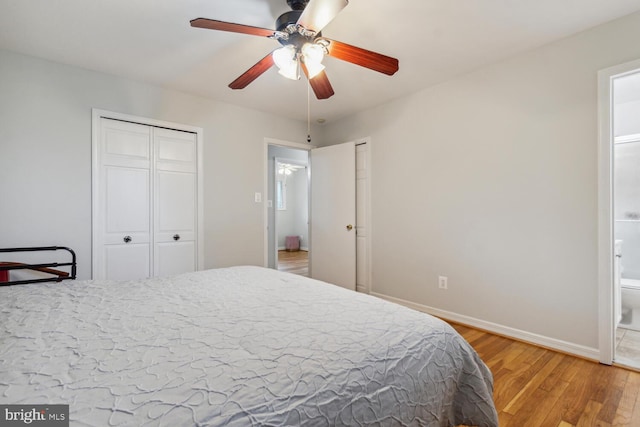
<box><xmin>123</xmin><ymin>236</ymin><xmax>132</xmax><ymax>243</ymax></box>
<box><xmin>173</xmin><ymin>234</ymin><xmax>181</xmax><ymax>241</ymax></box>
<box><xmin>346</xmin><ymin>224</ymin><xmax>353</xmax><ymax>231</ymax></box>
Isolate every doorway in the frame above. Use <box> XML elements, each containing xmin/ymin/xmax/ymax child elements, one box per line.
<box><xmin>264</xmin><ymin>139</ymin><xmax>311</xmax><ymax>276</ymax></box>
<box><xmin>612</xmin><ymin>70</ymin><xmax>640</xmax><ymax>369</ymax></box>
<box><xmin>598</xmin><ymin>59</ymin><xmax>640</xmax><ymax>367</ymax></box>
<box><xmin>264</xmin><ymin>137</ymin><xmax>372</xmax><ymax>293</ymax></box>
<box><xmin>275</xmin><ymin>157</ymin><xmax>309</xmax><ymax>276</ymax></box>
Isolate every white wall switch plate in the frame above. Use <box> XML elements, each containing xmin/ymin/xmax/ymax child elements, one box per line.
<box><xmin>438</xmin><ymin>276</ymin><xmax>448</xmax><ymax>289</ymax></box>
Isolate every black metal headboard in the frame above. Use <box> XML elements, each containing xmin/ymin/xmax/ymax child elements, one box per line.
<box><xmin>0</xmin><ymin>246</ymin><xmax>77</xmax><ymax>286</ymax></box>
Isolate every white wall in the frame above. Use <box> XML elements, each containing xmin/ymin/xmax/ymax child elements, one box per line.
<box><xmin>319</xmin><ymin>11</ymin><xmax>640</xmax><ymax>352</ymax></box>
<box><xmin>0</xmin><ymin>49</ymin><xmax>313</xmax><ymax>279</ymax></box>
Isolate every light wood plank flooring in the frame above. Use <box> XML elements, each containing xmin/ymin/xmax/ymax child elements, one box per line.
<box><xmin>452</xmin><ymin>323</ymin><xmax>640</xmax><ymax>426</ymax></box>
<box><xmin>277</xmin><ymin>250</ymin><xmax>308</xmax><ymax>277</ymax></box>
<box><xmin>616</xmin><ymin>328</ymin><xmax>640</xmax><ymax>370</ymax></box>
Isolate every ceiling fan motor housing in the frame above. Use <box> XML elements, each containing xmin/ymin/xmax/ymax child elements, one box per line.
<box><xmin>286</xmin><ymin>0</ymin><xmax>309</xmax><ymax>11</ymax></box>
<box><xmin>275</xmin><ymin>9</ymin><xmax>320</xmax><ymax>48</ymax></box>
<box><xmin>275</xmin><ymin>10</ymin><xmax>303</xmax><ymax>32</ymax></box>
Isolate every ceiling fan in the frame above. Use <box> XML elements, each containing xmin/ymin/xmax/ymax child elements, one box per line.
<box><xmin>277</xmin><ymin>163</ymin><xmax>305</xmax><ymax>175</ymax></box>
<box><xmin>190</xmin><ymin>0</ymin><xmax>399</xmax><ymax>100</ymax></box>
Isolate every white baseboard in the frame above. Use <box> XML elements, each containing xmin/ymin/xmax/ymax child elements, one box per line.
<box><xmin>370</xmin><ymin>291</ymin><xmax>600</xmax><ymax>361</ymax></box>
<box><xmin>278</xmin><ymin>247</ymin><xmax>309</xmax><ymax>252</ymax></box>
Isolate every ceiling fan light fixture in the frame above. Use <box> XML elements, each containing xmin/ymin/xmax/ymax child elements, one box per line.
<box><xmin>301</xmin><ymin>42</ymin><xmax>324</xmax><ymax>62</ymax></box>
<box><xmin>304</xmin><ymin>60</ymin><xmax>325</xmax><ymax>79</ymax></box>
<box><xmin>278</xmin><ymin>60</ymin><xmax>300</xmax><ymax>80</ymax></box>
<box><xmin>301</xmin><ymin>42</ymin><xmax>326</xmax><ymax>78</ymax></box>
<box><xmin>273</xmin><ymin>45</ymin><xmax>300</xmax><ymax>80</ymax></box>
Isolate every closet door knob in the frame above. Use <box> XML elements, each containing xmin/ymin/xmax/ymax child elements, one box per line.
<box><xmin>173</xmin><ymin>234</ymin><xmax>180</xmax><ymax>241</ymax></box>
<box><xmin>123</xmin><ymin>235</ymin><xmax>132</xmax><ymax>243</ymax></box>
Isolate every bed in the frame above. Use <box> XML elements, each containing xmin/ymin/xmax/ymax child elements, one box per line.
<box><xmin>0</xmin><ymin>265</ymin><xmax>498</xmax><ymax>426</ymax></box>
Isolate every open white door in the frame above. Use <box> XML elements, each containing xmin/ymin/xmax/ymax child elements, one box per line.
<box><xmin>310</xmin><ymin>142</ymin><xmax>356</xmax><ymax>290</ymax></box>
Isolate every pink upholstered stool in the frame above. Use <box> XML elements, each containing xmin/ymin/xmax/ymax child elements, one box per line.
<box><xmin>285</xmin><ymin>235</ymin><xmax>300</xmax><ymax>252</ymax></box>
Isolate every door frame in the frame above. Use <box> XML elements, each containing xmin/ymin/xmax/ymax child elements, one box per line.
<box><xmin>263</xmin><ymin>137</ymin><xmax>372</xmax><ymax>293</ymax></box>
<box><xmin>597</xmin><ymin>58</ymin><xmax>640</xmax><ymax>365</ymax></box>
<box><xmin>355</xmin><ymin>138</ymin><xmax>373</xmax><ymax>294</ymax></box>
<box><xmin>263</xmin><ymin>138</ymin><xmax>314</xmax><ymax>268</ymax></box>
<box><xmin>91</xmin><ymin>109</ymin><xmax>204</xmax><ymax>278</ymax></box>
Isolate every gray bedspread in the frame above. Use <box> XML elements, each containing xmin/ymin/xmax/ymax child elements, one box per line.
<box><xmin>0</xmin><ymin>266</ymin><xmax>498</xmax><ymax>426</ymax></box>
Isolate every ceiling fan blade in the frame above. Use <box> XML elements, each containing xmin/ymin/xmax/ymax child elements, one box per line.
<box><xmin>191</xmin><ymin>18</ymin><xmax>276</xmax><ymax>38</ymax></box>
<box><xmin>296</xmin><ymin>0</ymin><xmax>348</xmax><ymax>33</ymax></box>
<box><xmin>301</xmin><ymin>62</ymin><xmax>335</xmax><ymax>99</ymax></box>
<box><xmin>229</xmin><ymin>52</ymin><xmax>275</xmax><ymax>90</ymax></box>
<box><xmin>325</xmin><ymin>39</ymin><xmax>399</xmax><ymax>76</ymax></box>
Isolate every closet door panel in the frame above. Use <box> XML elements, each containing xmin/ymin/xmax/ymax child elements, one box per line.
<box><xmin>95</xmin><ymin>118</ymin><xmax>153</xmax><ymax>280</ymax></box>
<box><xmin>101</xmin><ymin>118</ymin><xmax>151</xmax><ymax>169</ymax></box>
<box><xmin>103</xmin><ymin>166</ymin><xmax>151</xmax><ymax>244</ymax></box>
<box><xmin>155</xmin><ymin>128</ymin><xmax>197</xmax><ymax>173</ymax></box>
<box><xmin>153</xmin><ymin>127</ymin><xmax>197</xmax><ymax>276</ymax></box>
<box><xmin>98</xmin><ymin>164</ymin><xmax>151</xmax><ymax>280</ymax></box>
<box><xmin>155</xmin><ymin>171</ymin><xmax>196</xmax><ymax>240</ymax></box>
<box><xmin>154</xmin><ymin>166</ymin><xmax>196</xmax><ymax>277</ymax></box>
<box><xmin>155</xmin><ymin>241</ymin><xmax>196</xmax><ymax>277</ymax></box>
<box><xmin>104</xmin><ymin>244</ymin><xmax>150</xmax><ymax>280</ymax></box>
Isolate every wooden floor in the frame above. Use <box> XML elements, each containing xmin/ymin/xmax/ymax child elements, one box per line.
<box><xmin>452</xmin><ymin>323</ymin><xmax>640</xmax><ymax>426</ymax></box>
<box><xmin>277</xmin><ymin>250</ymin><xmax>308</xmax><ymax>277</ymax></box>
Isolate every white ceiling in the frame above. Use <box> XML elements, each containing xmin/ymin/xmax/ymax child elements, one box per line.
<box><xmin>2</xmin><ymin>0</ymin><xmax>640</xmax><ymax>123</ymax></box>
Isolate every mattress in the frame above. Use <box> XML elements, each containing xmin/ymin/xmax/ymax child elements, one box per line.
<box><xmin>0</xmin><ymin>266</ymin><xmax>498</xmax><ymax>426</ymax></box>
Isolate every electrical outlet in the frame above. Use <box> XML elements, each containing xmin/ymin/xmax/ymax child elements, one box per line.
<box><xmin>438</xmin><ymin>276</ymin><xmax>448</xmax><ymax>290</ymax></box>
<box><xmin>254</xmin><ymin>192</ymin><xmax>262</xmax><ymax>203</ymax></box>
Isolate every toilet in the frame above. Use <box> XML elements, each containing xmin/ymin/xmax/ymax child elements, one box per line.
<box><xmin>619</xmin><ymin>239</ymin><xmax>640</xmax><ymax>331</ymax></box>
<box><xmin>621</xmin><ymin>278</ymin><xmax>640</xmax><ymax>331</ymax></box>
<box><xmin>616</xmin><ymin>240</ymin><xmax>640</xmax><ymax>331</ymax></box>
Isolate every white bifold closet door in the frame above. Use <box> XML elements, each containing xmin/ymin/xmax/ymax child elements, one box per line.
<box><xmin>95</xmin><ymin>118</ymin><xmax>197</xmax><ymax>280</ymax></box>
